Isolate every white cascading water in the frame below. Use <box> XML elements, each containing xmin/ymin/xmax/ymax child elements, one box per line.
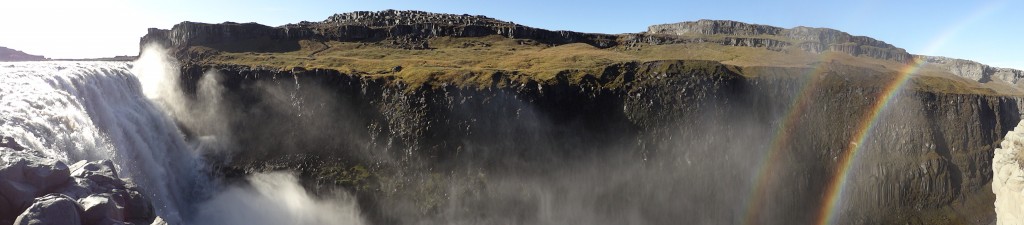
<box><xmin>0</xmin><ymin>46</ymin><xmax>365</xmax><ymax>225</ymax></box>
<box><xmin>0</xmin><ymin>61</ymin><xmax>201</xmax><ymax>224</ymax></box>
<box><xmin>994</xmin><ymin>121</ymin><xmax>1024</xmax><ymax>225</ymax></box>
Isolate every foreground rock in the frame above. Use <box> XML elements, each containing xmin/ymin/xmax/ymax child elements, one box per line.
<box><xmin>995</xmin><ymin>122</ymin><xmax>1024</xmax><ymax>225</ymax></box>
<box><xmin>13</xmin><ymin>194</ymin><xmax>81</xmax><ymax>225</ymax></box>
<box><xmin>0</xmin><ymin>140</ymin><xmax>156</xmax><ymax>225</ymax></box>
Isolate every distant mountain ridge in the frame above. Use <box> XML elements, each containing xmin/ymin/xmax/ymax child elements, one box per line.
<box><xmin>647</xmin><ymin>19</ymin><xmax>912</xmax><ymax>63</ymax></box>
<box><xmin>0</xmin><ymin>46</ymin><xmax>46</xmax><ymax>61</ymax></box>
<box><xmin>647</xmin><ymin>19</ymin><xmax>1024</xmax><ymax>84</ymax></box>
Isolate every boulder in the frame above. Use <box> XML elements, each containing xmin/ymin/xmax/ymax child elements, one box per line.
<box><xmin>55</xmin><ymin>178</ymin><xmax>96</xmax><ymax>199</ymax></box>
<box><xmin>0</xmin><ymin>193</ymin><xmax>14</xmax><ymax>221</ymax></box>
<box><xmin>150</xmin><ymin>216</ymin><xmax>169</xmax><ymax>225</ymax></box>
<box><xmin>0</xmin><ymin>179</ymin><xmax>38</xmax><ymax>210</ymax></box>
<box><xmin>0</xmin><ymin>159</ymin><xmax>29</xmax><ymax>182</ymax></box>
<box><xmin>1</xmin><ymin>152</ymin><xmax>71</xmax><ymax>195</ymax></box>
<box><xmin>23</xmin><ymin>161</ymin><xmax>70</xmax><ymax>192</ymax></box>
<box><xmin>13</xmin><ymin>194</ymin><xmax>82</xmax><ymax>225</ymax></box>
<box><xmin>1</xmin><ymin>147</ymin><xmax>156</xmax><ymax>225</ymax></box>
<box><xmin>0</xmin><ymin>137</ymin><xmax>26</xmax><ymax>151</ymax></box>
<box><xmin>115</xmin><ymin>188</ymin><xmax>153</xmax><ymax>223</ymax></box>
<box><xmin>78</xmin><ymin>194</ymin><xmax>124</xmax><ymax>225</ymax></box>
<box><xmin>70</xmin><ymin>160</ymin><xmax>124</xmax><ymax>190</ymax></box>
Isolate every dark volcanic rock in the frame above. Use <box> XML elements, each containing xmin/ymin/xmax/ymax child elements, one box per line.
<box><xmin>13</xmin><ymin>194</ymin><xmax>82</xmax><ymax>225</ymax></box>
<box><xmin>177</xmin><ymin>60</ymin><xmax>1022</xmax><ymax>224</ymax></box>
<box><xmin>141</xmin><ymin>9</ymin><xmax>618</xmax><ymax>59</ymax></box>
<box><xmin>0</xmin><ymin>140</ymin><xmax>156</xmax><ymax>225</ymax></box>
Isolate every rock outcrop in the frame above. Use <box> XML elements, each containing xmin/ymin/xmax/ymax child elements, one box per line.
<box><xmin>13</xmin><ymin>194</ymin><xmax>81</xmax><ymax>225</ymax></box>
<box><xmin>994</xmin><ymin>122</ymin><xmax>1024</xmax><ymax>225</ymax></box>
<box><xmin>0</xmin><ymin>139</ymin><xmax>156</xmax><ymax>225</ymax></box>
<box><xmin>918</xmin><ymin>55</ymin><xmax>1024</xmax><ymax>84</ymax></box>
<box><xmin>0</xmin><ymin>47</ymin><xmax>46</xmax><ymax>62</ymax></box>
<box><xmin>140</xmin><ymin>9</ymin><xmax>618</xmax><ymax>58</ymax></box>
<box><xmin>647</xmin><ymin>20</ymin><xmax>913</xmax><ymax>62</ymax></box>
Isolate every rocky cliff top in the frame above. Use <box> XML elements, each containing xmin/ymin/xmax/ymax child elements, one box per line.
<box><xmin>916</xmin><ymin>55</ymin><xmax>1024</xmax><ymax>84</ymax></box>
<box><xmin>139</xmin><ymin>10</ymin><xmax>1022</xmax><ymax>95</ymax></box>
<box><xmin>648</xmin><ymin>20</ymin><xmax>910</xmax><ymax>62</ymax></box>
<box><xmin>313</xmin><ymin>9</ymin><xmax>515</xmax><ymax>28</ymax></box>
<box><xmin>0</xmin><ymin>46</ymin><xmax>47</xmax><ymax>61</ymax></box>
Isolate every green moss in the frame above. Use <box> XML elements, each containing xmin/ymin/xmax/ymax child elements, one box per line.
<box><xmin>317</xmin><ymin>164</ymin><xmax>374</xmax><ymax>191</ymax></box>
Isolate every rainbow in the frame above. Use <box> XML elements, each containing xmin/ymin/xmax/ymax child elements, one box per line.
<box><xmin>740</xmin><ymin>63</ymin><xmax>827</xmax><ymax>225</ymax></box>
<box><xmin>811</xmin><ymin>2</ymin><xmax>1005</xmax><ymax>224</ymax></box>
<box><xmin>812</xmin><ymin>57</ymin><xmax>925</xmax><ymax>225</ymax></box>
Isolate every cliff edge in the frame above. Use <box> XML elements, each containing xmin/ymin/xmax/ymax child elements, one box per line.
<box><xmin>139</xmin><ymin>10</ymin><xmax>1022</xmax><ymax>95</ymax></box>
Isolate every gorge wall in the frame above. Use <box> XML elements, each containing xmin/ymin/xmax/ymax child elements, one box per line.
<box><xmin>140</xmin><ymin>10</ymin><xmax>1024</xmax><ymax>225</ymax></box>
<box><xmin>162</xmin><ymin>61</ymin><xmax>1021</xmax><ymax>224</ymax></box>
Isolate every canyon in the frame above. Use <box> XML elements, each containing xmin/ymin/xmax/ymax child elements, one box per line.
<box><xmin>2</xmin><ymin>9</ymin><xmax>1022</xmax><ymax>225</ymax></box>
<box><xmin>134</xmin><ymin>10</ymin><xmax>1024</xmax><ymax>224</ymax></box>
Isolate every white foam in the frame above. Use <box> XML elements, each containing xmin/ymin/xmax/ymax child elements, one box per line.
<box><xmin>0</xmin><ymin>61</ymin><xmax>199</xmax><ymax>224</ymax></box>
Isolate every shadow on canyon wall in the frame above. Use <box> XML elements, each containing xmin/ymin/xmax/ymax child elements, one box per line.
<box><xmin>140</xmin><ymin>44</ymin><xmax>1021</xmax><ymax>224</ymax></box>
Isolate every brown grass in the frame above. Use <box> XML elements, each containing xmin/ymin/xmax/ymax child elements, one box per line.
<box><xmin>192</xmin><ymin>35</ymin><xmax>1013</xmax><ymax>95</ymax></box>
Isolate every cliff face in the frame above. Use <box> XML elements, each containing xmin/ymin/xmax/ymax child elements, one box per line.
<box><xmin>168</xmin><ymin>61</ymin><xmax>1022</xmax><ymax>225</ymax></box>
<box><xmin>647</xmin><ymin>20</ymin><xmax>912</xmax><ymax>62</ymax></box>
<box><xmin>918</xmin><ymin>55</ymin><xmax>1024</xmax><ymax>84</ymax></box>
<box><xmin>142</xmin><ymin>10</ymin><xmax>1024</xmax><ymax>225</ymax></box>
<box><xmin>140</xmin><ymin>9</ymin><xmax>618</xmax><ymax>57</ymax></box>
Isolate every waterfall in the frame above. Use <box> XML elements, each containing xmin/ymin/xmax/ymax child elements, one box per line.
<box><xmin>0</xmin><ymin>61</ymin><xmax>204</xmax><ymax>224</ymax></box>
<box><xmin>1</xmin><ymin>58</ymin><xmax>365</xmax><ymax>225</ymax></box>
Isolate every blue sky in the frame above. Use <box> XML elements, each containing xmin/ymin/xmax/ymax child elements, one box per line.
<box><xmin>1</xmin><ymin>0</ymin><xmax>1020</xmax><ymax>69</ymax></box>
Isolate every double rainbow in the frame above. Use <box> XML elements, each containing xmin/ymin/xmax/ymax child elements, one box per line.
<box><xmin>736</xmin><ymin>2</ymin><xmax>1006</xmax><ymax>223</ymax></box>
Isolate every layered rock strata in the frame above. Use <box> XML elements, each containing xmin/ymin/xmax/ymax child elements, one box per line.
<box><xmin>918</xmin><ymin>56</ymin><xmax>1024</xmax><ymax>85</ymax></box>
<box><xmin>647</xmin><ymin>20</ymin><xmax>913</xmax><ymax>62</ymax></box>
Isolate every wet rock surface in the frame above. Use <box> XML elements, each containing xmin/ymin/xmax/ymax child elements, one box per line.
<box><xmin>0</xmin><ymin>140</ymin><xmax>156</xmax><ymax>225</ymax></box>
<box><xmin>172</xmin><ymin>61</ymin><xmax>1023</xmax><ymax>224</ymax></box>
